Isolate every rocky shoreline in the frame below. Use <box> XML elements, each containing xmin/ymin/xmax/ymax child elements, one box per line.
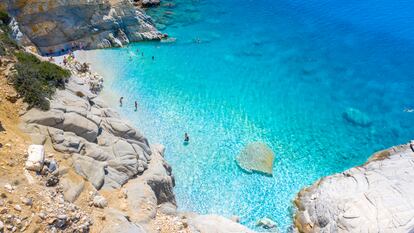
<box><xmin>2</xmin><ymin>0</ymin><xmax>166</xmax><ymax>56</ymax></box>
<box><xmin>16</xmin><ymin>56</ymin><xmax>256</xmax><ymax>232</ymax></box>
<box><xmin>293</xmin><ymin>142</ymin><xmax>414</xmax><ymax>233</ymax></box>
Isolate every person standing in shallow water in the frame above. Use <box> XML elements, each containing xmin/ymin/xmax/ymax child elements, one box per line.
<box><xmin>184</xmin><ymin>133</ymin><xmax>189</xmax><ymax>145</ymax></box>
<box><xmin>134</xmin><ymin>101</ymin><xmax>138</xmax><ymax>111</ymax></box>
<box><xmin>119</xmin><ymin>97</ymin><xmax>123</xmax><ymax>107</ymax></box>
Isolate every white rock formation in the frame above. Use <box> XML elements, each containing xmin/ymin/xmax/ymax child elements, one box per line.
<box><xmin>294</xmin><ymin>142</ymin><xmax>414</xmax><ymax>233</ymax></box>
<box><xmin>25</xmin><ymin>144</ymin><xmax>45</xmax><ymax>171</ymax></box>
<box><xmin>2</xmin><ymin>0</ymin><xmax>165</xmax><ymax>55</ymax></box>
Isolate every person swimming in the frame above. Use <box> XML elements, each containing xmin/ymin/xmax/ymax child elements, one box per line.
<box><xmin>119</xmin><ymin>97</ymin><xmax>124</xmax><ymax>107</ymax></box>
<box><xmin>152</xmin><ymin>56</ymin><xmax>155</xmax><ymax>60</ymax></box>
<box><xmin>184</xmin><ymin>133</ymin><xmax>189</xmax><ymax>144</ymax></box>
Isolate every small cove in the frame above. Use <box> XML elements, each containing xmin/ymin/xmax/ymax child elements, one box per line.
<box><xmin>79</xmin><ymin>0</ymin><xmax>414</xmax><ymax>231</ymax></box>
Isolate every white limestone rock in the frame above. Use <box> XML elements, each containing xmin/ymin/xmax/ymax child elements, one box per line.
<box><xmin>25</xmin><ymin>144</ymin><xmax>45</xmax><ymax>172</ymax></box>
<box><xmin>294</xmin><ymin>142</ymin><xmax>414</xmax><ymax>233</ymax></box>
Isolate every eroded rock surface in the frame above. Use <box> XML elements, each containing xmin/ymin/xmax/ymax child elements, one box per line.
<box><xmin>21</xmin><ymin>72</ymin><xmax>174</xmax><ymax>198</ymax></box>
<box><xmin>294</xmin><ymin>142</ymin><xmax>414</xmax><ymax>233</ymax></box>
<box><xmin>3</xmin><ymin>0</ymin><xmax>165</xmax><ymax>55</ymax></box>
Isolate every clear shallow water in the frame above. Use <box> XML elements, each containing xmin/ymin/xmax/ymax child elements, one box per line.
<box><xmin>82</xmin><ymin>0</ymin><xmax>414</xmax><ymax>231</ymax></box>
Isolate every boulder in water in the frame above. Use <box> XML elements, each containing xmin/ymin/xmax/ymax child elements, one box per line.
<box><xmin>236</xmin><ymin>142</ymin><xmax>275</xmax><ymax>176</ymax></box>
<box><xmin>342</xmin><ymin>108</ymin><xmax>372</xmax><ymax>127</ymax></box>
<box><xmin>256</xmin><ymin>217</ymin><xmax>277</xmax><ymax>229</ymax></box>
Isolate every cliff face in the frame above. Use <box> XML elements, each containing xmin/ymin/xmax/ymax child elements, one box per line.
<box><xmin>3</xmin><ymin>0</ymin><xmax>164</xmax><ymax>55</ymax></box>
<box><xmin>294</xmin><ymin>142</ymin><xmax>414</xmax><ymax>233</ymax></box>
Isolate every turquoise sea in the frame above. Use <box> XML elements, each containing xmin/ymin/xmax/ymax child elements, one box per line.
<box><xmin>82</xmin><ymin>0</ymin><xmax>414</xmax><ymax>231</ymax></box>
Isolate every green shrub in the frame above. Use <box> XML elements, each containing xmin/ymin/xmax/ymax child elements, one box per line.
<box><xmin>0</xmin><ymin>30</ymin><xmax>18</xmax><ymax>50</ymax></box>
<box><xmin>0</xmin><ymin>10</ymin><xmax>10</xmax><ymax>24</ymax></box>
<box><xmin>11</xmin><ymin>52</ymin><xmax>71</xmax><ymax>110</ymax></box>
<box><xmin>0</xmin><ymin>42</ymin><xmax>5</xmax><ymax>56</ymax></box>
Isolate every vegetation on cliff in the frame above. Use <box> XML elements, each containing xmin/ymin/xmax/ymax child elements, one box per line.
<box><xmin>12</xmin><ymin>52</ymin><xmax>71</xmax><ymax>110</ymax></box>
<box><xmin>0</xmin><ymin>11</ymin><xmax>70</xmax><ymax>110</ymax></box>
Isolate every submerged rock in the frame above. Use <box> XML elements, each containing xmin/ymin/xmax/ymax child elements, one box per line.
<box><xmin>236</xmin><ymin>142</ymin><xmax>275</xmax><ymax>175</ymax></box>
<box><xmin>256</xmin><ymin>217</ymin><xmax>277</xmax><ymax>229</ymax></box>
<box><xmin>342</xmin><ymin>107</ymin><xmax>372</xmax><ymax>127</ymax></box>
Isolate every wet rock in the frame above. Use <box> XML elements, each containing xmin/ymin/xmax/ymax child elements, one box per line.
<box><xmin>236</xmin><ymin>142</ymin><xmax>275</xmax><ymax>175</ymax></box>
<box><xmin>142</xmin><ymin>0</ymin><xmax>161</xmax><ymax>7</ymax></box>
<box><xmin>256</xmin><ymin>217</ymin><xmax>277</xmax><ymax>229</ymax></box>
<box><xmin>342</xmin><ymin>107</ymin><xmax>372</xmax><ymax>127</ymax></box>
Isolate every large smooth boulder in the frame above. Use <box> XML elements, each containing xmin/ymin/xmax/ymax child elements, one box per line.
<box><xmin>294</xmin><ymin>143</ymin><xmax>414</xmax><ymax>233</ymax></box>
<box><xmin>60</xmin><ymin>173</ymin><xmax>85</xmax><ymax>202</ymax></box>
<box><xmin>22</xmin><ymin>109</ymin><xmax>64</xmax><ymax>127</ymax></box>
<box><xmin>139</xmin><ymin>144</ymin><xmax>176</xmax><ymax>205</ymax></box>
<box><xmin>342</xmin><ymin>107</ymin><xmax>372</xmax><ymax>127</ymax></box>
<box><xmin>101</xmin><ymin>117</ymin><xmax>146</xmax><ymax>142</ymax></box>
<box><xmin>48</xmin><ymin>128</ymin><xmax>85</xmax><ymax>153</ymax></box>
<box><xmin>73</xmin><ymin>155</ymin><xmax>106</xmax><ymax>190</ymax></box>
<box><xmin>236</xmin><ymin>142</ymin><xmax>275</xmax><ymax>176</ymax></box>
<box><xmin>62</xmin><ymin>112</ymin><xmax>99</xmax><ymax>142</ymax></box>
<box><xmin>124</xmin><ymin>181</ymin><xmax>157</xmax><ymax>223</ymax></box>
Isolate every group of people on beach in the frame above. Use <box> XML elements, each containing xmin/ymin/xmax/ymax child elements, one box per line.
<box><xmin>119</xmin><ymin>96</ymin><xmax>190</xmax><ymax>144</ymax></box>
<box><xmin>62</xmin><ymin>51</ymin><xmax>76</xmax><ymax>65</ymax></box>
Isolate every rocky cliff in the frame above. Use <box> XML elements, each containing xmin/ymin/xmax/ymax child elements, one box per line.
<box><xmin>2</xmin><ymin>0</ymin><xmax>164</xmax><ymax>55</ymax></box>
<box><xmin>294</xmin><ymin>142</ymin><xmax>414</xmax><ymax>233</ymax></box>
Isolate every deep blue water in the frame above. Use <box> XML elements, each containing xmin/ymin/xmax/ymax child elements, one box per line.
<box><xmin>81</xmin><ymin>0</ymin><xmax>414</xmax><ymax>231</ymax></box>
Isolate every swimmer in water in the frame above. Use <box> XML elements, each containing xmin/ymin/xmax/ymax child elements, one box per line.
<box><xmin>184</xmin><ymin>133</ymin><xmax>189</xmax><ymax>143</ymax></box>
<box><xmin>119</xmin><ymin>97</ymin><xmax>124</xmax><ymax>107</ymax></box>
